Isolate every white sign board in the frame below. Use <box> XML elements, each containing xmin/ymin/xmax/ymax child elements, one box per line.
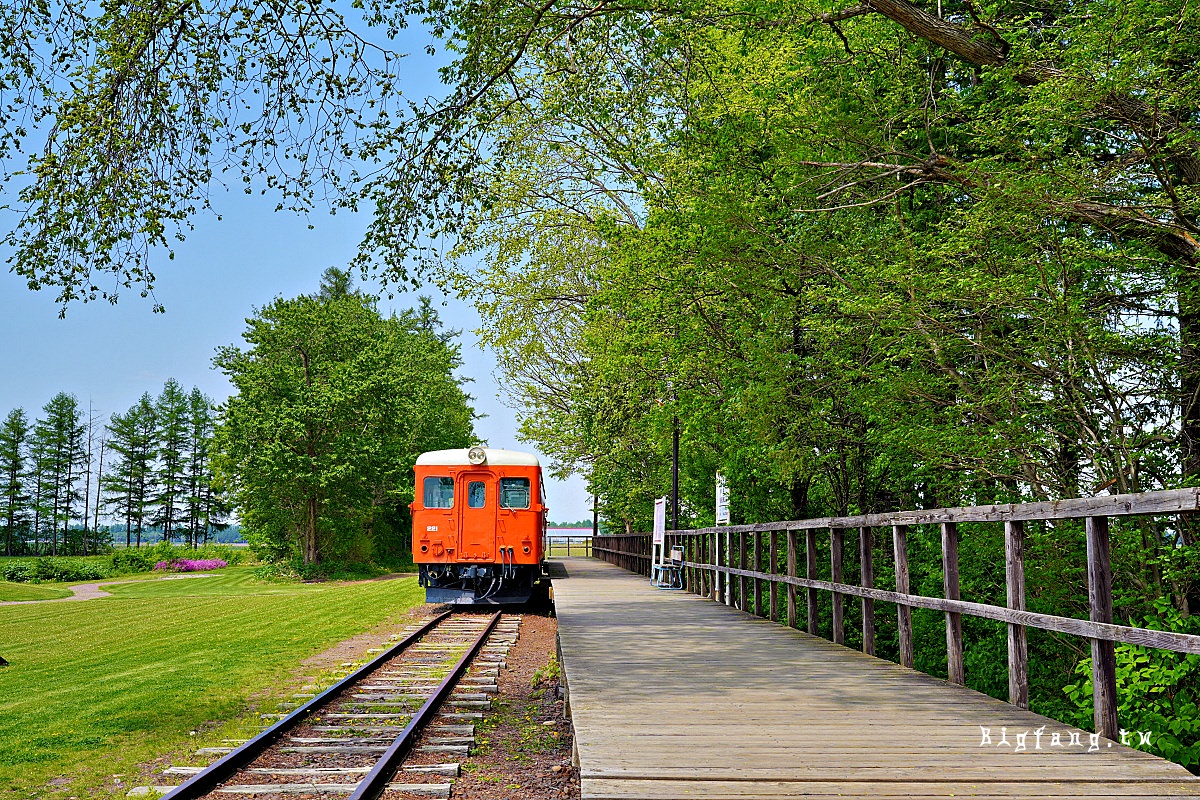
<box><xmin>715</xmin><ymin>471</ymin><xmax>730</xmax><ymax>525</ymax></box>
<box><xmin>653</xmin><ymin>496</ymin><xmax>667</xmax><ymax>544</ymax></box>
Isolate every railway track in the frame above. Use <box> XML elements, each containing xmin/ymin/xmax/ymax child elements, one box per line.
<box><xmin>140</xmin><ymin>611</ymin><xmax>518</xmax><ymax>800</ymax></box>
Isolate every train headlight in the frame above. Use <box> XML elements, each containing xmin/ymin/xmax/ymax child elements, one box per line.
<box><xmin>467</xmin><ymin>446</ymin><xmax>487</xmax><ymax>464</ymax></box>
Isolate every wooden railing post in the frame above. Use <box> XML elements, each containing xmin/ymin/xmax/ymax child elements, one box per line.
<box><xmin>724</xmin><ymin>529</ymin><xmax>733</xmax><ymax>606</ymax></box>
<box><xmin>753</xmin><ymin>531</ymin><xmax>763</xmax><ymax>616</ymax></box>
<box><xmin>893</xmin><ymin>525</ymin><xmax>914</xmax><ymax>668</ymax></box>
<box><xmin>805</xmin><ymin>529</ymin><xmax>819</xmax><ymax>636</ymax></box>
<box><xmin>786</xmin><ymin>529</ymin><xmax>797</xmax><ymax>628</ymax></box>
<box><xmin>704</xmin><ymin>533</ymin><xmax>712</xmax><ymax>597</ymax></box>
<box><xmin>1087</xmin><ymin>515</ymin><xmax>1119</xmax><ymax>739</ymax></box>
<box><xmin>831</xmin><ymin>528</ymin><xmax>845</xmax><ymax>645</ymax></box>
<box><xmin>769</xmin><ymin>531</ymin><xmax>779</xmax><ymax>623</ymax></box>
<box><xmin>708</xmin><ymin>530</ymin><xmax>717</xmax><ymax>601</ymax></box>
<box><xmin>739</xmin><ymin>532</ymin><xmax>748</xmax><ymax>612</ymax></box>
<box><xmin>860</xmin><ymin>526</ymin><xmax>875</xmax><ymax>656</ymax></box>
<box><xmin>942</xmin><ymin>522</ymin><xmax>964</xmax><ymax>685</ymax></box>
<box><xmin>1005</xmin><ymin>520</ymin><xmax>1029</xmax><ymax>708</ymax></box>
<box><xmin>713</xmin><ymin>531</ymin><xmax>720</xmax><ymax>603</ymax></box>
<box><xmin>685</xmin><ymin>534</ymin><xmax>693</xmax><ymax>593</ymax></box>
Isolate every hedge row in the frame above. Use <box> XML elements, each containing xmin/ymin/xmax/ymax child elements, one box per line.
<box><xmin>1</xmin><ymin>545</ymin><xmax>248</xmax><ymax>583</ymax></box>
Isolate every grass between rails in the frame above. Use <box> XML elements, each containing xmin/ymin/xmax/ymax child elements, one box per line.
<box><xmin>0</xmin><ymin>566</ymin><xmax>424</xmax><ymax>799</ymax></box>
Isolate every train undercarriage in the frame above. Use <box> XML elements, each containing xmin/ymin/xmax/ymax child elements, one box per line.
<box><xmin>418</xmin><ymin>562</ymin><xmax>548</xmax><ymax>605</ymax></box>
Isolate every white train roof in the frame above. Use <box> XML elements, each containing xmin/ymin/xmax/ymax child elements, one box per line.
<box><xmin>416</xmin><ymin>447</ymin><xmax>541</xmax><ymax>467</ymax></box>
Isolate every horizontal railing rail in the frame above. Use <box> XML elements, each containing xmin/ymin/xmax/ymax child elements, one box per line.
<box><xmin>547</xmin><ymin>534</ymin><xmax>593</xmax><ymax>557</ymax></box>
<box><xmin>592</xmin><ymin>486</ymin><xmax>1200</xmax><ymax>740</ymax></box>
<box><xmin>592</xmin><ymin>533</ymin><xmax>652</xmax><ymax>574</ymax></box>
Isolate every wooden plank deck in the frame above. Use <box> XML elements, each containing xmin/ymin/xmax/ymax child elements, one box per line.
<box><xmin>550</xmin><ymin>557</ymin><xmax>1200</xmax><ymax>799</ymax></box>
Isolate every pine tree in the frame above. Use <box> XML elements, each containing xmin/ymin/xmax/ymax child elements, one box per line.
<box><xmin>31</xmin><ymin>394</ymin><xmax>85</xmax><ymax>556</ymax></box>
<box><xmin>183</xmin><ymin>388</ymin><xmax>215</xmax><ymax>548</ymax></box>
<box><xmin>80</xmin><ymin>402</ymin><xmax>102</xmax><ymax>555</ymax></box>
<box><xmin>104</xmin><ymin>409</ymin><xmax>137</xmax><ymax>549</ymax></box>
<box><xmin>152</xmin><ymin>379</ymin><xmax>188</xmax><ymax>543</ymax></box>
<box><xmin>61</xmin><ymin>401</ymin><xmax>86</xmax><ymax>554</ymax></box>
<box><xmin>0</xmin><ymin>409</ymin><xmax>30</xmax><ymax>556</ymax></box>
<box><xmin>104</xmin><ymin>395</ymin><xmax>158</xmax><ymax>548</ymax></box>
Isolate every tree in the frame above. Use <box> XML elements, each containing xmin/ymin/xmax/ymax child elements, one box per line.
<box><xmin>152</xmin><ymin>379</ymin><xmax>189</xmax><ymax>543</ymax></box>
<box><xmin>0</xmin><ymin>409</ymin><xmax>30</xmax><ymax>556</ymax></box>
<box><xmin>0</xmin><ymin>1</ymin><xmax>407</xmax><ymax>310</ymax></box>
<box><xmin>183</xmin><ymin>387</ymin><xmax>217</xmax><ymax>547</ymax></box>
<box><xmin>29</xmin><ymin>393</ymin><xmax>85</xmax><ymax>556</ymax></box>
<box><xmin>214</xmin><ymin>273</ymin><xmax>475</xmax><ymax>567</ymax></box>
<box><xmin>103</xmin><ymin>395</ymin><xmax>158</xmax><ymax>548</ymax></box>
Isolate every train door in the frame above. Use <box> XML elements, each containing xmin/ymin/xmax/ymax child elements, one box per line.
<box><xmin>458</xmin><ymin>472</ymin><xmax>495</xmax><ymax>560</ymax></box>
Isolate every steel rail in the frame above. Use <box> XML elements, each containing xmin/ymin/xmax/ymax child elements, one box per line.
<box><xmin>159</xmin><ymin>609</ymin><xmax>453</xmax><ymax>800</ymax></box>
<box><xmin>349</xmin><ymin>610</ymin><xmax>502</xmax><ymax>800</ymax></box>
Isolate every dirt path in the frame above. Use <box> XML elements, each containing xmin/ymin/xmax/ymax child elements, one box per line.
<box><xmin>0</xmin><ymin>573</ymin><xmax>217</xmax><ymax>606</ymax></box>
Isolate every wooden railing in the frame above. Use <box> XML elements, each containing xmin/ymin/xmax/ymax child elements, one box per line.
<box><xmin>547</xmin><ymin>534</ymin><xmax>593</xmax><ymax>557</ymax></box>
<box><xmin>592</xmin><ymin>533</ymin><xmax>653</xmax><ymax>575</ymax></box>
<box><xmin>593</xmin><ymin>487</ymin><xmax>1200</xmax><ymax>739</ymax></box>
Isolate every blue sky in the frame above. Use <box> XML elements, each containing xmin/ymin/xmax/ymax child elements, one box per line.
<box><xmin>0</xmin><ymin>20</ymin><xmax>592</xmax><ymax>523</ymax></box>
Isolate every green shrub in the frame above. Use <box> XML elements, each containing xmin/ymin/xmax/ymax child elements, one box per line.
<box><xmin>0</xmin><ymin>558</ymin><xmax>109</xmax><ymax>583</ymax></box>
<box><xmin>1065</xmin><ymin>600</ymin><xmax>1200</xmax><ymax>769</ymax></box>
<box><xmin>109</xmin><ymin>549</ymin><xmax>153</xmax><ymax>574</ymax></box>
<box><xmin>253</xmin><ymin>555</ymin><xmax>388</xmax><ymax>583</ymax></box>
<box><xmin>0</xmin><ymin>546</ymin><xmax>252</xmax><ymax>584</ymax></box>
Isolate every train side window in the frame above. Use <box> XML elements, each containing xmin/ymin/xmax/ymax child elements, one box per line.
<box><xmin>468</xmin><ymin>481</ymin><xmax>486</xmax><ymax>508</ymax></box>
<box><xmin>423</xmin><ymin>476</ymin><xmax>454</xmax><ymax>509</ymax></box>
<box><xmin>499</xmin><ymin>477</ymin><xmax>531</xmax><ymax>509</ymax></box>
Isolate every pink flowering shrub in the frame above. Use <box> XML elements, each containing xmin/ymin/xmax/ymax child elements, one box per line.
<box><xmin>153</xmin><ymin>558</ymin><xmax>228</xmax><ymax>572</ymax></box>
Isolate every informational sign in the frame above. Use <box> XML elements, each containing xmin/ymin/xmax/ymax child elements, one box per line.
<box><xmin>715</xmin><ymin>471</ymin><xmax>730</xmax><ymax>525</ymax></box>
<box><xmin>653</xmin><ymin>496</ymin><xmax>667</xmax><ymax>544</ymax></box>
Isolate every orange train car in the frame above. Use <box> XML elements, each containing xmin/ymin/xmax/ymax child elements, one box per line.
<box><xmin>411</xmin><ymin>446</ymin><xmax>549</xmax><ymax>605</ymax></box>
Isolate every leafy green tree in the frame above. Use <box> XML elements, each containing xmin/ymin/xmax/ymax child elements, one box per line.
<box><xmin>0</xmin><ymin>1</ymin><xmax>407</xmax><ymax>309</ymax></box>
<box><xmin>214</xmin><ymin>271</ymin><xmax>475</xmax><ymax>567</ymax></box>
<box><xmin>0</xmin><ymin>408</ymin><xmax>31</xmax><ymax>556</ymax></box>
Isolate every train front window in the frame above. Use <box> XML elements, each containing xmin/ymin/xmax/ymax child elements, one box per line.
<box><xmin>468</xmin><ymin>481</ymin><xmax>486</xmax><ymax>508</ymax></box>
<box><xmin>423</xmin><ymin>477</ymin><xmax>454</xmax><ymax>509</ymax></box>
<box><xmin>499</xmin><ymin>477</ymin><xmax>531</xmax><ymax>509</ymax></box>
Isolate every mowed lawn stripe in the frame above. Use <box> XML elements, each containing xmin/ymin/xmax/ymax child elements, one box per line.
<box><xmin>0</xmin><ymin>570</ymin><xmax>422</xmax><ymax>798</ymax></box>
<box><xmin>0</xmin><ymin>581</ymin><xmax>73</xmax><ymax>602</ymax></box>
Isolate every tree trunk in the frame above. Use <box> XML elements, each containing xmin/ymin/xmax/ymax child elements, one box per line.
<box><xmin>93</xmin><ymin>439</ymin><xmax>105</xmax><ymax>552</ymax></box>
<box><xmin>305</xmin><ymin>496</ymin><xmax>320</xmax><ymax>565</ymax></box>
<box><xmin>789</xmin><ymin>476</ymin><xmax>810</xmax><ymax>521</ymax></box>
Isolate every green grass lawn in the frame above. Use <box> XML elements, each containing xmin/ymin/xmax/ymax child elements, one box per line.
<box><xmin>0</xmin><ymin>566</ymin><xmax>424</xmax><ymax>799</ymax></box>
<box><xmin>0</xmin><ymin>582</ymin><xmax>73</xmax><ymax>602</ymax></box>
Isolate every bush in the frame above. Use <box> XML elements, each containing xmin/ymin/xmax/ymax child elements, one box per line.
<box><xmin>109</xmin><ymin>549</ymin><xmax>153</xmax><ymax>574</ymax></box>
<box><xmin>154</xmin><ymin>558</ymin><xmax>228</xmax><ymax>572</ymax></box>
<box><xmin>253</xmin><ymin>555</ymin><xmax>390</xmax><ymax>583</ymax></box>
<box><xmin>0</xmin><ymin>545</ymin><xmax>251</xmax><ymax>584</ymax></box>
<box><xmin>1065</xmin><ymin>600</ymin><xmax>1200</xmax><ymax>769</ymax></box>
<box><xmin>1</xmin><ymin>558</ymin><xmax>109</xmax><ymax>583</ymax></box>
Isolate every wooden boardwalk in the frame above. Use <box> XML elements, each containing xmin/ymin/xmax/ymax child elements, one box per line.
<box><xmin>550</xmin><ymin>557</ymin><xmax>1200</xmax><ymax>799</ymax></box>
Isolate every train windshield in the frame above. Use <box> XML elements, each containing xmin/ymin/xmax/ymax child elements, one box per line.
<box><xmin>499</xmin><ymin>477</ymin><xmax>531</xmax><ymax>509</ymax></box>
<box><xmin>423</xmin><ymin>476</ymin><xmax>455</xmax><ymax>508</ymax></box>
